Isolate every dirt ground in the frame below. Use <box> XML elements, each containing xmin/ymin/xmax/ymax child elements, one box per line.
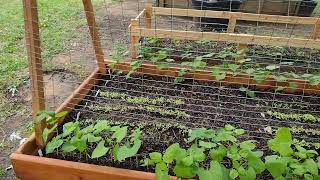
<box><xmin>0</xmin><ymin>0</ymin><xmax>317</xmax><ymax>178</ymax></box>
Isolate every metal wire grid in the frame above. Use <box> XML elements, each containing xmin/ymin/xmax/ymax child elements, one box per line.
<box><xmin>22</xmin><ymin>0</ymin><xmax>320</xmax><ymax>159</ymax></box>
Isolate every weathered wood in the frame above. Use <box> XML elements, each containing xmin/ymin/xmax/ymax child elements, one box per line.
<box><xmin>82</xmin><ymin>0</ymin><xmax>106</xmax><ymax>74</ymax></box>
<box><xmin>145</xmin><ymin>4</ymin><xmax>153</xmax><ymax>28</ymax></box>
<box><xmin>130</xmin><ymin>19</ymin><xmax>140</xmax><ymax>58</ymax></box>
<box><xmin>23</xmin><ymin>0</ymin><xmax>46</xmax><ymax>148</ymax></box>
<box><xmin>236</xmin><ymin>44</ymin><xmax>248</xmax><ymax>62</ymax></box>
<box><xmin>16</xmin><ymin>68</ymin><xmax>101</xmax><ymax>155</ymax></box>
<box><xmin>131</xmin><ymin>28</ymin><xmax>320</xmax><ymax>49</ymax></box>
<box><xmin>227</xmin><ymin>15</ymin><xmax>237</xmax><ymax>33</ymax></box>
<box><xmin>153</xmin><ymin>7</ymin><xmax>318</xmax><ymax>25</ymax></box>
<box><xmin>312</xmin><ymin>19</ymin><xmax>320</xmax><ymax>39</ymax></box>
<box><xmin>104</xmin><ymin>59</ymin><xmax>320</xmax><ymax>95</ymax></box>
<box><xmin>11</xmin><ymin>153</ymin><xmax>179</xmax><ymax>180</ymax></box>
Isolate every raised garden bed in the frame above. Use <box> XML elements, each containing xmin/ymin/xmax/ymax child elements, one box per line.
<box><xmin>12</xmin><ymin>1</ymin><xmax>320</xmax><ymax>180</ymax></box>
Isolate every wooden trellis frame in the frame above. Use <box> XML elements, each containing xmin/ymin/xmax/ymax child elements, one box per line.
<box><xmin>130</xmin><ymin>6</ymin><xmax>320</xmax><ymax>57</ymax></box>
<box><xmin>10</xmin><ymin>2</ymin><xmax>320</xmax><ymax>180</ymax></box>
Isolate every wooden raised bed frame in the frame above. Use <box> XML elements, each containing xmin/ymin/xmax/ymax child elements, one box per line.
<box><xmin>11</xmin><ymin>1</ymin><xmax>320</xmax><ymax>180</ymax></box>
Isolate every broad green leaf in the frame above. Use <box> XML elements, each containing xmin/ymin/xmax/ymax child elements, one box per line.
<box><xmin>81</xmin><ymin>124</ymin><xmax>94</xmax><ymax>134</ymax></box>
<box><xmin>173</xmin><ymin>163</ymin><xmax>198</xmax><ymax>178</ymax></box>
<box><xmin>304</xmin><ymin>174</ymin><xmax>314</xmax><ymax>180</ymax></box>
<box><xmin>163</xmin><ymin>143</ymin><xmax>182</xmax><ymax>164</ymax></box>
<box><xmin>268</xmin><ymin>128</ymin><xmax>293</xmax><ymax>157</ymax></box>
<box><xmin>225</xmin><ymin>124</ymin><xmax>235</xmax><ymax>131</ymax></box>
<box><xmin>234</xmin><ymin>129</ymin><xmax>245</xmax><ymax>135</ymax></box>
<box><xmin>245</xmin><ymin>68</ymin><xmax>255</xmax><ymax>75</ymax></box>
<box><xmin>275</xmin><ymin>75</ymin><xmax>288</xmax><ymax>82</ymax></box>
<box><xmin>230</xmin><ymin>169</ymin><xmax>239</xmax><ymax>179</ymax></box>
<box><xmin>247</xmin><ymin>154</ymin><xmax>265</xmax><ymax>174</ymax></box>
<box><xmin>87</xmin><ymin>133</ymin><xmax>102</xmax><ymax>143</ymax></box>
<box><xmin>288</xmin><ymin>82</ymin><xmax>298</xmax><ymax>90</ymax></box>
<box><xmin>265</xmin><ymin>155</ymin><xmax>287</xmax><ymax>178</ymax></box>
<box><xmin>62</xmin><ymin>142</ymin><xmax>76</xmax><ymax>153</ymax></box>
<box><xmin>199</xmin><ymin>141</ymin><xmax>216</xmax><ymax>149</ymax></box>
<box><xmin>209</xmin><ymin>145</ymin><xmax>227</xmax><ymax>162</ymax></box>
<box><xmin>240</xmin><ymin>140</ymin><xmax>256</xmax><ymax>150</ymax></box>
<box><xmin>62</xmin><ymin>122</ymin><xmax>78</xmax><ymax>137</ymax></box>
<box><xmin>238</xmin><ymin>167</ymin><xmax>256</xmax><ymax>180</ymax></box>
<box><xmin>188</xmin><ymin>128</ymin><xmax>215</xmax><ymax>142</ymax></box>
<box><xmin>92</xmin><ymin>140</ymin><xmax>109</xmax><ymax>159</ymax></box>
<box><xmin>93</xmin><ymin>120</ymin><xmax>110</xmax><ymax>134</ymax></box>
<box><xmin>55</xmin><ymin>111</ymin><xmax>68</xmax><ymax>118</ymax></box>
<box><xmin>112</xmin><ymin>126</ymin><xmax>128</xmax><ymax>143</ymax></box>
<box><xmin>182</xmin><ymin>155</ymin><xmax>193</xmax><ymax>166</ymax></box>
<box><xmin>254</xmin><ymin>72</ymin><xmax>270</xmax><ymax>84</ymax></box>
<box><xmin>155</xmin><ymin>162</ymin><xmax>168</xmax><ymax>180</ymax></box>
<box><xmin>303</xmin><ymin>159</ymin><xmax>318</xmax><ymax>176</ymax></box>
<box><xmin>113</xmin><ymin>140</ymin><xmax>141</xmax><ymax>161</ymax></box>
<box><xmin>197</xmin><ymin>168</ymin><xmax>212</xmax><ymax>180</ymax></box>
<box><xmin>46</xmin><ymin>136</ymin><xmax>63</xmax><ymax>154</ymax></box>
<box><xmin>42</xmin><ymin>124</ymin><xmax>58</xmax><ymax>142</ymax></box>
<box><xmin>149</xmin><ymin>152</ymin><xmax>162</xmax><ymax>163</ymax></box>
<box><xmin>228</xmin><ymin>64</ymin><xmax>240</xmax><ymax>72</ymax></box>
<box><xmin>72</xmin><ymin>138</ymin><xmax>87</xmax><ymax>152</ymax></box>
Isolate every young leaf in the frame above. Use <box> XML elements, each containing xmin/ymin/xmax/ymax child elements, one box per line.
<box><xmin>303</xmin><ymin>159</ymin><xmax>318</xmax><ymax>176</ymax></box>
<box><xmin>173</xmin><ymin>163</ymin><xmax>197</xmax><ymax>178</ymax></box>
<box><xmin>155</xmin><ymin>162</ymin><xmax>169</xmax><ymax>180</ymax></box>
<box><xmin>46</xmin><ymin>136</ymin><xmax>63</xmax><ymax>154</ymax></box>
<box><xmin>288</xmin><ymin>82</ymin><xmax>298</xmax><ymax>90</ymax></box>
<box><xmin>43</xmin><ymin>124</ymin><xmax>58</xmax><ymax>142</ymax></box>
<box><xmin>93</xmin><ymin>120</ymin><xmax>110</xmax><ymax>134</ymax></box>
<box><xmin>209</xmin><ymin>145</ymin><xmax>227</xmax><ymax>162</ymax></box>
<box><xmin>265</xmin><ymin>155</ymin><xmax>288</xmax><ymax>178</ymax></box>
<box><xmin>55</xmin><ymin>111</ymin><xmax>68</xmax><ymax>118</ymax></box>
<box><xmin>275</xmin><ymin>75</ymin><xmax>288</xmax><ymax>82</ymax></box>
<box><xmin>92</xmin><ymin>140</ymin><xmax>109</xmax><ymax>159</ymax></box>
<box><xmin>266</xmin><ymin>64</ymin><xmax>280</xmax><ymax>71</ymax></box>
<box><xmin>113</xmin><ymin>140</ymin><xmax>142</xmax><ymax>161</ymax></box>
<box><xmin>163</xmin><ymin>143</ymin><xmax>182</xmax><ymax>164</ymax></box>
<box><xmin>228</xmin><ymin>63</ymin><xmax>240</xmax><ymax>72</ymax></box>
<box><xmin>149</xmin><ymin>152</ymin><xmax>162</xmax><ymax>163</ymax></box>
<box><xmin>72</xmin><ymin>138</ymin><xmax>87</xmax><ymax>153</ymax></box>
<box><xmin>62</xmin><ymin>122</ymin><xmax>78</xmax><ymax>137</ymax></box>
<box><xmin>229</xmin><ymin>169</ymin><xmax>239</xmax><ymax>179</ymax></box>
<box><xmin>199</xmin><ymin>141</ymin><xmax>216</xmax><ymax>149</ymax></box>
<box><xmin>156</xmin><ymin>63</ymin><xmax>169</xmax><ymax>70</ymax></box>
<box><xmin>87</xmin><ymin>133</ymin><xmax>102</xmax><ymax>143</ymax></box>
<box><xmin>62</xmin><ymin>142</ymin><xmax>76</xmax><ymax>153</ymax></box>
<box><xmin>112</xmin><ymin>126</ymin><xmax>128</xmax><ymax>143</ymax></box>
<box><xmin>267</xmin><ymin>128</ymin><xmax>293</xmax><ymax>157</ymax></box>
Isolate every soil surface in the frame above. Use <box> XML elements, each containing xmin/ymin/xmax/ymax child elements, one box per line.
<box><xmin>46</xmin><ymin>70</ymin><xmax>320</xmax><ymax>178</ymax></box>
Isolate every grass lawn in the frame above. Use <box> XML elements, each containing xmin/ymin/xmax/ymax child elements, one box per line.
<box><xmin>0</xmin><ymin>0</ymin><xmax>106</xmax><ymax>117</ymax></box>
<box><xmin>314</xmin><ymin>0</ymin><xmax>320</xmax><ymax>16</ymax></box>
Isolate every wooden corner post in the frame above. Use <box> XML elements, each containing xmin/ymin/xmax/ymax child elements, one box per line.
<box><xmin>145</xmin><ymin>3</ymin><xmax>153</xmax><ymax>29</ymax></box>
<box><xmin>312</xmin><ymin>19</ymin><xmax>320</xmax><ymax>39</ymax></box>
<box><xmin>82</xmin><ymin>0</ymin><xmax>106</xmax><ymax>74</ymax></box>
<box><xmin>130</xmin><ymin>19</ymin><xmax>140</xmax><ymax>59</ymax></box>
<box><xmin>23</xmin><ymin>0</ymin><xmax>46</xmax><ymax>148</ymax></box>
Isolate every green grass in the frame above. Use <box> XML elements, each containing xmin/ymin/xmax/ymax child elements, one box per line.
<box><xmin>313</xmin><ymin>0</ymin><xmax>320</xmax><ymax>16</ymax></box>
<box><xmin>0</xmin><ymin>0</ymin><xmax>108</xmax><ymax>117</ymax></box>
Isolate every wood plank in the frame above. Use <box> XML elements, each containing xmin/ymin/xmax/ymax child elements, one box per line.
<box><xmin>153</xmin><ymin>7</ymin><xmax>318</xmax><ymax>25</ymax></box>
<box><xmin>16</xmin><ymin>68</ymin><xmax>101</xmax><ymax>155</ymax></box>
<box><xmin>145</xmin><ymin>4</ymin><xmax>153</xmax><ymax>28</ymax></box>
<box><xmin>227</xmin><ymin>15</ymin><xmax>237</xmax><ymax>33</ymax></box>
<box><xmin>11</xmin><ymin>153</ymin><xmax>177</xmax><ymax>180</ymax></box>
<box><xmin>23</xmin><ymin>0</ymin><xmax>46</xmax><ymax>148</ymax></box>
<box><xmin>130</xmin><ymin>19</ymin><xmax>140</xmax><ymax>58</ymax></box>
<box><xmin>132</xmin><ymin>28</ymin><xmax>320</xmax><ymax>49</ymax></box>
<box><xmin>83</xmin><ymin>0</ymin><xmax>106</xmax><ymax>74</ymax></box>
<box><xmin>104</xmin><ymin>59</ymin><xmax>320</xmax><ymax>95</ymax></box>
<box><xmin>312</xmin><ymin>19</ymin><xmax>320</xmax><ymax>39</ymax></box>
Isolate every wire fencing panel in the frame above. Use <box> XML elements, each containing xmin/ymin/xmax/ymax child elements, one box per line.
<box><xmin>28</xmin><ymin>0</ymin><xmax>320</xmax><ymax>175</ymax></box>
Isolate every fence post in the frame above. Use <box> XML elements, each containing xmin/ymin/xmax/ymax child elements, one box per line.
<box><xmin>23</xmin><ymin>0</ymin><xmax>46</xmax><ymax>148</ymax></box>
<box><xmin>82</xmin><ymin>0</ymin><xmax>106</xmax><ymax>74</ymax></box>
<box><xmin>130</xmin><ymin>19</ymin><xmax>140</xmax><ymax>59</ymax></box>
<box><xmin>145</xmin><ymin>3</ymin><xmax>153</xmax><ymax>29</ymax></box>
<box><xmin>312</xmin><ymin>20</ymin><xmax>320</xmax><ymax>39</ymax></box>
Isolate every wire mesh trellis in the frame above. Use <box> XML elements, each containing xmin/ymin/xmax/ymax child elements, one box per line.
<box><xmin>20</xmin><ymin>0</ymin><xmax>320</xmax><ymax>178</ymax></box>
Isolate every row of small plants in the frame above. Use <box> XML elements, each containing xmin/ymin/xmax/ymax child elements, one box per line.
<box><xmin>40</xmin><ymin>111</ymin><xmax>320</xmax><ymax>180</ymax></box>
<box><xmin>267</xmin><ymin>110</ymin><xmax>320</xmax><ymax>123</ymax></box>
<box><xmin>99</xmin><ymin>90</ymin><xmax>185</xmax><ymax>106</ymax></box>
<box><xmin>88</xmin><ymin>104</ymin><xmax>190</xmax><ymax>119</ymax></box>
<box><xmin>109</xmin><ymin>37</ymin><xmax>320</xmax><ymax>88</ymax></box>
